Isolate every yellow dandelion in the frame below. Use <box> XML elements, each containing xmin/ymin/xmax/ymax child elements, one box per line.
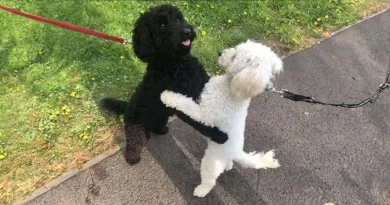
<box><xmin>65</xmin><ymin>108</ymin><xmax>71</xmax><ymax>113</ymax></box>
<box><xmin>201</xmin><ymin>31</ymin><xmax>207</xmax><ymax>36</ymax></box>
<box><xmin>82</xmin><ymin>135</ymin><xmax>89</xmax><ymax>140</ymax></box>
<box><xmin>120</xmin><ymin>56</ymin><xmax>125</xmax><ymax>59</ymax></box>
<box><xmin>243</xmin><ymin>11</ymin><xmax>247</xmax><ymax>15</ymax></box>
<box><xmin>15</xmin><ymin>87</ymin><xmax>21</xmax><ymax>91</ymax></box>
<box><xmin>227</xmin><ymin>19</ymin><xmax>232</xmax><ymax>23</ymax></box>
<box><xmin>70</xmin><ymin>92</ymin><xmax>76</xmax><ymax>97</ymax></box>
<box><xmin>317</xmin><ymin>18</ymin><xmax>322</xmax><ymax>22</ymax></box>
<box><xmin>140</xmin><ymin>10</ymin><xmax>145</xmax><ymax>14</ymax></box>
<box><xmin>91</xmin><ymin>77</ymin><xmax>96</xmax><ymax>81</ymax></box>
<box><xmin>0</xmin><ymin>150</ymin><xmax>7</xmax><ymax>160</ymax></box>
<box><xmin>49</xmin><ymin>115</ymin><xmax>55</xmax><ymax>121</ymax></box>
<box><xmin>55</xmin><ymin>110</ymin><xmax>61</xmax><ymax>115</ymax></box>
<box><xmin>325</xmin><ymin>15</ymin><xmax>329</xmax><ymax>19</ymax></box>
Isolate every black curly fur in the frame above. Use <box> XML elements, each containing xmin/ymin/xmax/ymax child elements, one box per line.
<box><xmin>101</xmin><ymin>4</ymin><xmax>228</xmax><ymax>165</ymax></box>
<box><xmin>100</xmin><ymin>98</ymin><xmax>127</xmax><ymax>115</ymax></box>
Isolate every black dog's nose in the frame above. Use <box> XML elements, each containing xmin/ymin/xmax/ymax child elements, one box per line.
<box><xmin>218</xmin><ymin>51</ymin><xmax>222</xmax><ymax>57</ymax></box>
<box><xmin>183</xmin><ymin>28</ymin><xmax>192</xmax><ymax>37</ymax></box>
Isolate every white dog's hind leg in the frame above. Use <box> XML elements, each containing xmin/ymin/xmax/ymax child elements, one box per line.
<box><xmin>194</xmin><ymin>150</ymin><xmax>227</xmax><ymax>197</ymax></box>
<box><xmin>224</xmin><ymin>161</ymin><xmax>233</xmax><ymax>171</ymax></box>
<box><xmin>235</xmin><ymin>150</ymin><xmax>280</xmax><ymax>169</ymax></box>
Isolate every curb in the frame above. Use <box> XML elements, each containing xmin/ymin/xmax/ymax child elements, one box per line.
<box><xmin>14</xmin><ymin>143</ymin><xmax>125</xmax><ymax>205</ymax></box>
<box><xmin>279</xmin><ymin>7</ymin><xmax>390</xmax><ymax>60</ymax></box>
<box><xmin>14</xmin><ymin>117</ymin><xmax>176</xmax><ymax>205</ymax></box>
<box><xmin>13</xmin><ymin>7</ymin><xmax>390</xmax><ymax>205</ymax></box>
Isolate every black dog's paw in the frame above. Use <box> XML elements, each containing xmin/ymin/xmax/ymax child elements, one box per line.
<box><xmin>124</xmin><ymin>145</ymin><xmax>142</xmax><ymax>165</ymax></box>
<box><xmin>211</xmin><ymin>134</ymin><xmax>229</xmax><ymax>144</ymax></box>
<box><xmin>124</xmin><ymin>150</ymin><xmax>141</xmax><ymax>165</ymax></box>
<box><xmin>125</xmin><ymin>155</ymin><xmax>141</xmax><ymax>165</ymax></box>
<box><xmin>152</xmin><ymin>126</ymin><xmax>169</xmax><ymax>135</ymax></box>
<box><xmin>209</xmin><ymin>127</ymin><xmax>229</xmax><ymax>144</ymax></box>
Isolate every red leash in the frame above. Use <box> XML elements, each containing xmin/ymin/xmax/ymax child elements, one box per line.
<box><xmin>0</xmin><ymin>5</ymin><xmax>131</xmax><ymax>44</ymax></box>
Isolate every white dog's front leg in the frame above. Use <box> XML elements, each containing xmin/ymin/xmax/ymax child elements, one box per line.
<box><xmin>161</xmin><ymin>90</ymin><xmax>213</xmax><ymax>126</ymax></box>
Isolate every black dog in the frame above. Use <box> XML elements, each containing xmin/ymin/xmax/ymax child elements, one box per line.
<box><xmin>101</xmin><ymin>5</ymin><xmax>228</xmax><ymax>165</ymax></box>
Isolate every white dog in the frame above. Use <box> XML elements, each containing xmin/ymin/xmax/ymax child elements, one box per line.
<box><xmin>161</xmin><ymin>40</ymin><xmax>282</xmax><ymax>197</ymax></box>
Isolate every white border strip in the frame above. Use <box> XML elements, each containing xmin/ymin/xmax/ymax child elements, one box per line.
<box><xmin>14</xmin><ymin>7</ymin><xmax>390</xmax><ymax>205</ymax></box>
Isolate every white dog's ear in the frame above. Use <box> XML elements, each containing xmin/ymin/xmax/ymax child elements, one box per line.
<box><xmin>231</xmin><ymin>68</ymin><xmax>266</xmax><ymax>100</ymax></box>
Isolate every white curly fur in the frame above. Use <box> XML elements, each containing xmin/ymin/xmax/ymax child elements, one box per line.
<box><xmin>161</xmin><ymin>40</ymin><xmax>282</xmax><ymax>197</ymax></box>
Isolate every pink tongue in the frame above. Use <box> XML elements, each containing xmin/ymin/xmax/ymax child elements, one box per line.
<box><xmin>182</xmin><ymin>40</ymin><xmax>191</xmax><ymax>46</ymax></box>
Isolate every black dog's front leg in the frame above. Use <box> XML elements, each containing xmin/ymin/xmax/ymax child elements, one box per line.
<box><xmin>175</xmin><ymin>111</ymin><xmax>228</xmax><ymax>144</ymax></box>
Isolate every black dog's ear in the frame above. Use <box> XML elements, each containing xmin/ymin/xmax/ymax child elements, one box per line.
<box><xmin>132</xmin><ymin>14</ymin><xmax>154</xmax><ymax>63</ymax></box>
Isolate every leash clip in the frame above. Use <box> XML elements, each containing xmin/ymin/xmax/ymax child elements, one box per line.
<box><xmin>123</xmin><ymin>38</ymin><xmax>132</xmax><ymax>45</ymax></box>
<box><xmin>381</xmin><ymin>83</ymin><xmax>390</xmax><ymax>89</ymax></box>
<box><xmin>266</xmin><ymin>87</ymin><xmax>285</xmax><ymax>96</ymax></box>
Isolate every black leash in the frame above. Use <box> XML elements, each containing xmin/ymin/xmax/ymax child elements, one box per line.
<box><xmin>269</xmin><ymin>57</ymin><xmax>390</xmax><ymax>108</ymax></box>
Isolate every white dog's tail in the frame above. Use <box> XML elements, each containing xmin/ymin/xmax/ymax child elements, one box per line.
<box><xmin>235</xmin><ymin>150</ymin><xmax>280</xmax><ymax>169</ymax></box>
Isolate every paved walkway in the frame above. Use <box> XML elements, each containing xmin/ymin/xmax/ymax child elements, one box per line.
<box><xmin>22</xmin><ymin>9</ymin><xmax>390</xmax><ymax>205</ymax></box>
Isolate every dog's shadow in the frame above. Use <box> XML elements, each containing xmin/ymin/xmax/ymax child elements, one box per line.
<box><xmin>147</xmin><ymin>119</ymin><xmax>269</xmax><ymax>205</ymax></box>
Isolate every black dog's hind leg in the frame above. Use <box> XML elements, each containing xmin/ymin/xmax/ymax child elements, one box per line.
<box><xmin>124</xmin><ymin>124</ymin><xmax>149</xmax><ymax>165</ymax></box>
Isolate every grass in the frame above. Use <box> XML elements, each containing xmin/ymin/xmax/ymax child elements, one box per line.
<box><xmin>0</xmin><ymin>0</ymin><xmax>389</xmax><ymax>204</ymax></box>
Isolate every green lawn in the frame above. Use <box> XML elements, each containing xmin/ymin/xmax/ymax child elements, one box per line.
<box><xmin>0</xmin><ymin>0</ymin><xmax>389</xmax><ymax>204</ymax></box>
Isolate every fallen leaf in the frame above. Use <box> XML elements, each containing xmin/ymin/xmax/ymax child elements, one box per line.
<box><xmin>322</xmin><ymin>31</ymin><xmax>330</xmax><ymax>37</ymax></box>
<box><xmin>77</xmin><ymin>159</ymin><xmax>83</xmax><ymax>170</ymax></box>
<box><xmin>55</xmin><ymin>164</ymin><xmax>67</xmax><ymax>172</ymax></box>
<box><xmin>0</xmin><ymin>180</ymin><xmax>10</xmax><ymax>189</ymax></box>
<box><xmin>76</xmin><ymin>156</ymin><xmax>91</xmax><ymax>170</ymax></box>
